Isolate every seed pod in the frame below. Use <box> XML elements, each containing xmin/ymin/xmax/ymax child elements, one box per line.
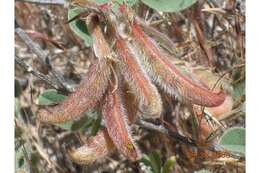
<box><xmin>122</xmin><ymin>82</ymin><xmax>139</xmax><ymax>124</ymax></box>
<box><xmin>37</xmin><ymin>59</ymin><xmax>110</xmax><ymax>123</ymax></box>
<box><xmin>86</xmin><ymin>13</ymin><xmax>111</xmax><ymax>59</ymax></box>
<box><xmin>102</xmin><ymin>84</ymin><xmax>140</xmax><ymax>161</ymax></box>
<box><xmin>69</xmin><ymin>129</ymin><xmax>115</xmax><ymax>165</ymax></box>
<box><xmin>190</xmin><ymin>68</ymin><xmax>233</xmax><ymax>119</ymax></box>
<box><xmin>131</xmin><ymin>20</ymin><xmax>225</xmax><ymax>107</ymax></box>
<box><xmin>69</xmin><ymin>84</ymin><xmax>138</xmax><ymax>165</ymax></box>
<box><xmin>115</xmin><ymin>36</ymin><xmax>162</xmax><ymax>117</ymax></box>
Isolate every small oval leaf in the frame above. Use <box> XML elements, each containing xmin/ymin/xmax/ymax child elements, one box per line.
<box><xmin>219</xmin><ymin>127</ymin><xmax>245</xmax><ymax>155</ymax></box>
<box><xmin>91</xmin><ymin>111</ymin><xmax>102</xmax><ymax>136</ymax></box>
<box><xmin>15</xmin><ymin>79</ymin><xmax>22</xmax><ymax>98</ymax></box>
<box><xmin>148</xmin><ymin>150</ymin><xmax>161</xmax><ymax>173</ymax></box>
<box><xmin>141</xmin><ymin>0</ymin><xmax>197</xmax><ymax>12</ymax></box>
<box><xmin>71</xmin><ymin>115</ymin><xmax>89</xmax><ymax>131</ymax></box>
<box><xmin>55</xmin><ymin>121</ymin><xmax>74</xmax><ymax>130</ymax></box>
<box><xmin>38</xmin><ymin>89</ymin><xmax>66</xmax><ymax>106</ymax></box>
<box><xmin>68</xmin><ymin>7</ymin><xmax>93</xmax><ymax>46</ymax></box>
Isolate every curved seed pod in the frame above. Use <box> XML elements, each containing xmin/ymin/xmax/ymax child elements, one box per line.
<box><xmin>69</xmin><ymin>85</ymin><xmax>138</xmax><ymax>165</ymax></box>
<box><xmin>37</xmin><ymin>59</ymin><xmax>110</xmax><ymax>123</ymax></box>
<box><xmin>102</xmin><ymin>84</ymin><xmax>140</xmax><ymax>161</ymax></box>
<box><xmin>190</xmin><ymin>67</ymin><xmax>233</xmax><ymax>119</ymax></box>
<box><xmin>69</xmin><ymin>129</ymin><xmax>115</xmax><ymax>165</ymax></box>
<box><xmin>115</xmin><ymin>37</ymin><xmax>162</xmax><ymax>117</ymax></box>
<box><xmin>86</xmin><ymin>13</ymin><xmax>111</xmax><ymax>59</ymax></box>
<box><xmin>169</xmin><ymin>57</ymin><xmax>234</xmax><ymax>118</ymax></box>
<box><xmin>131</xmin><ymin>20</ymin><xmax>225</xmax><ymax>107</ymax></box>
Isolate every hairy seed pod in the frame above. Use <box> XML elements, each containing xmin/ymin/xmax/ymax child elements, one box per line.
<box><xmin>86</xmin><ymin>13</ymin><xmax>111</xmax><ymax>59</ymax></box>
<box><xmin>102</xmin><ymin>84</ymin><xmax>140</xmax><ymax>161</ymax></box>
<box><xmin>121</xmin><ymin>81</ymin><xmax>139</xmax><ymax>124</ymax></box>
<box><xmin>69</xmin><ymin>84</ymin><xmax>138</xmax><ymax>165</ymax></box>
<box><xmin>131</xmin><ymin>20</ymin><xmax>225</xmax><ymax>107</ymax></box>
<box><xmin>69</xmin><ymin>129</ymin><xmax>115</xmax><ymax>165</ymax></box>
<box><xmin>115</xmin><ymin>37</ymin><xmax>162</xmax><ymax>117</ymax></box>
<box><xmin>37</xmin><ymin>59</ymin><xmax>110</xmax><ymax>123</ymax></box>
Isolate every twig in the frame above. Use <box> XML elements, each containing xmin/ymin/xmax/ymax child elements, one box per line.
<box><xmin>137</xmin><ymin>119</ymin><xmax>196</xmax><ymax>147</ymax></box>
<box><xmin>15</xmin><ymin>55</ymin><xmax>59</xmax><ymax>89</ymax></box>
<box><xmin>16</xmin><ymin>26</ymin><xmax>48</xmax><ymax>65</ymax></box>
<box><xmin>15</xmin><ymin>23</ymin><xmax>72</xmax><ymax>92</ymax></box>
<box><xmin>137</xmin><ymin>119</ymin><xmax>244</xmax><ymax>160</ymax></box>
<box><xmin>21</xmin><ymin>144</ymin><xmax>33</xmax><ymax>173</ymax></box>
<box><xmin>16</xmin><ymin>0</ymin><xmax>66</xmax><ymax>5</ymax></box>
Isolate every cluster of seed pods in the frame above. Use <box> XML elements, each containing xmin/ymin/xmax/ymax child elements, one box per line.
<box><xmin>37</xmin><ymin>7</ymin><xmax>227</xmax><ymax>165</ymax></box>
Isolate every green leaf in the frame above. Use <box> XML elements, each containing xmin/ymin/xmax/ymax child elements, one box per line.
<box><xmin>162</xmin><ymin>156</ymin><xmax>175</xmax><ymax>173</ymax></box>
<box><xmin>68</xmin><ymin>7</ymin><xmax>93</xmax><ymax>47</ymax></box>
<box><xmin>55</xmin><ymin>116</ymin><xmax>87</xmax><ymax>131</ymax></box>
<box><xmin>140</xmin><ymin>154</ymin><xmax>153</xmax><ymax>173</ymax></box>
<box><xmin>15</xmin><ymin>142</ymin><xmax>30</xmax><ymax>172</ymax></box>
<box><xmin>15</xmin><ymin>98</ymin><xmax>21</xmax><ymax>117</ymax></box>
<box><xmin>232</xmin><ymin>80</ymin><xmax>245</xmax><ymax>101</ymax></box>
<box><xmin>148</xmin><ymin>150</ymin><xmax>162</xmax><ymax>173</ymax></box>
<box><xmin>55</xmin><ymin>111</ymin><xmax>99</xmax><ymax>131</ymax></box>
<box><xmin>18</xmin><ymin>157</ymin><xmax>24</xmax><ymax>168</ymax></box>
<box><xmin>55</xmin><ymin>121</ymin><xmax>74</xmax><ymax>130</ymax></box>
<box><xmin>219</xmin><ymin>127</ymin><xmax>245</xmax><ymax>155</ymax></box>
<box><xmin>141</xmin><ymin>152</ymin><xmax>175</xmax><ymax>173</ymax></box>
<box><xmin>95</xmin><ymin>0</ymin><xmax>110</xmax><ymax>4</ymax></box>
<box><xmin>91</xmin><ymin>111</ymin><xmax>102</xmax><ymax>136</ymax></box>
<box><xmin>30</xmin><ymin>153</ymin><xmax>40</xmax><ymax>173</ymax></box>
<box><xmin>15</xmin><ymin>126</ymin><xmax>23</xmax><ymax>139</ymax></box>
<box><xmin>141</xmin><ymin>0</ymin><xmax>197</xmax><ymax>12</ymax></box>
<box><xmin>15</xmin><ymin>79</ymin><xmax>22</xmax><ymax>98</ymax></box>
<box><xmin>125</xmin><ymin>0</ymin><xmax>137</xmax><ymax>6</ymax></box>
<box><xmin>95</xmin><ymin>0</ymin><xmax>137</xmax><ymax>6</ymax></box>
<box><xmin>71</xmin><ymin>115</ymin><xmax>90</xmax><ymax>131</ymax></box>
<box><xmin>80</xmin><ymin>111</ymin><xmax>99</xmax><ymax>131</ymax></box>
<box><xmin>38</xmin><ymin>89</ymin><xmax>66</xmax><ymax>106</ymax></box>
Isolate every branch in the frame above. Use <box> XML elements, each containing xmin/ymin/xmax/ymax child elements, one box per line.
<box><xmin>15</xmin><ymin>27</ymin><xmax>49</xmax><ymax>65</ymax></box>
<box><xmin>137</xmin><ymin>119</ymin><xmax>244</xmax><ymax>160</ymax></box>
<box><xmin>15</xmin><ymin>55</ymin><xmax>59</xmax><ymax>89</ymax></box>
<box><xmin>15</xmin><ymin>22</ymin><xmax>72</xmax><ymax>92</ymax></box>
<box><xmin>137</xmin><ymin>119</ymin><xmax>196</xmax><ymax>147</ymax></box>
<box><xmin>16</xmin><ymin>0</ymin><xmax>66</xmax><ymax>5</ymax></box>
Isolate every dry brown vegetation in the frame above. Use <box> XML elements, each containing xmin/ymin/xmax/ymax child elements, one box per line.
<box><xmin>15</xmin><ymin>0</ymin><xmax>245</xmax><ymax>172</ymax></box>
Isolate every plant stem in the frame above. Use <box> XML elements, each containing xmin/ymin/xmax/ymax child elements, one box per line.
<box><xmin>16</xmin><ymin>0</ymin><xmax>65</xmax><ymax>5</ymax></box>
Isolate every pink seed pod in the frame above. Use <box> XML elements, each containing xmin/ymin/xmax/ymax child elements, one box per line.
<box><xmin>86</xmin><ymin>13</ymin><xmax>111</xmax><ymax>59</ymax></box>
<box><xmin>68</xmin><ymin>129</ymin><xmax>115</xmax><ymax>165</ymax></box>
<box><xmin>37</xmin><ymin>59</ymin><xmax>111</xmax><ymax>124</ymax></box>
<box><xmin>102</xmin><ymin>84</ymin><xmax>141</xmax><ymax>161</ymax></box>
<box><xmin>115</xmin><ymin>36</ymin><xmax>162</xmax><ymax>117</ymax></box>
<box><xmin>69</xmin><ymin>84</ymin><xmax>139</xmax><ymax>165</ymax></box>
<box><xmin>131</xmin><ymin>20</ymin><xmax>225</xmax><ymax>107</ymax></box>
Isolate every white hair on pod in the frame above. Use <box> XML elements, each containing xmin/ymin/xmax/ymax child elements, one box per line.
<box><xmin>115</xmin><ymin>37</ymin><xmax>162</xmax><ymax>117</ymax></box>
<box><xmin>102</xmin><ymin>76</ymin><xmax>141</xmax><ymax>161</ymax></box>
